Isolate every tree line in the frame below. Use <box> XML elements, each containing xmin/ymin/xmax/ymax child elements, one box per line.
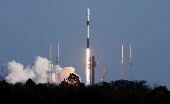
<box><xmin>0</xmin><ymin>73</ymin><xmax>169</xmax><ymax>104</ymax></box>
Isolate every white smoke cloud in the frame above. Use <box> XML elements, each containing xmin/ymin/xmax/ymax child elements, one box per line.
<box><xmin>60</xmin><ymin>67</ymin><xmax>81</xmax><ymax>82</ymax></box>
<box><xmin>0</xmin><ymin>60</ymin><xmax>36</xmax><ymax>83</ymax></box>
<box><xmin>0</xmin><ymin>56</ymin><xmax>81</xmax><ymax>84</ymax></box>
<box><xmin>59</xmin><ymin>67</ymin><xmax>75</xmax><ymax>82</ymax></box>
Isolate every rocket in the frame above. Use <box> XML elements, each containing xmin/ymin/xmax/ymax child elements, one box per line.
<box><xmin>86</xmin><ymin>8</ymin><xmax>90</xmax><ymax>85</ymax></box>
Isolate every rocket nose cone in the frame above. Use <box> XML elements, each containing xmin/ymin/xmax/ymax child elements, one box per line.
<box><xmin>87</xmin><ymin>8</ymin><xmax>90</xmax><ymax>16</ymax></box>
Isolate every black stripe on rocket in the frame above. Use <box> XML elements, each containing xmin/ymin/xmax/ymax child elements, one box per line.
<box><xmin>87</xmin><ymin>38</ymin><xmax>89</xmax><ymax>48</ymax></box>
<box><xmin>87</xmin><ymin>21</ymin><xmax>89</xmax><ymax>25</ymax></box>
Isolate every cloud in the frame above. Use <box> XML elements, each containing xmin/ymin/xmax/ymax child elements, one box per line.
<box><xmin>0</xmin><ymin>56</ymin><xmax>81</xmax><ymax>84</ymax></box>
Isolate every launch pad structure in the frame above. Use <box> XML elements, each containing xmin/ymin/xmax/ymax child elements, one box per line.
<box><xmin>120</xmin><ymin>44</ymin><xmax>125</xmax><ymax>80</ymax></box>
<box><xmin>56</xmin><ymin>43</ymin><xmax>60</xmax><ymax>83</ymax></box>
<box><xmin>56</xmin><ymin>43</ymin><xmax>59</xmax><ymax>66</ymax></box>
<box><xmin>90</xmin><ymin>56</ymin><xmax>97</xmax><ymax>85</ymax></box>
<box><xmin>47</xmin><ymin>44</ymin><xmax>53</xmax><ymax>83</ymax></box>
<box><xmin>120</xmin><ymin>44</ymin><xmax>133</xmax><ymax>80</ymax></box>
<box><xmin>99</xmin><ymin>69</ymin><xmax>108</xmax><ymax>85</ymax></box>
<box><xmin>128</xmin><ymin>44</ymin><xmax>133</xmax><ymax>81</ymax></box>
<box><xmin>47</xmin><ymin>43</ymin><xmax>61</xmax><ymax>84</ymax></box>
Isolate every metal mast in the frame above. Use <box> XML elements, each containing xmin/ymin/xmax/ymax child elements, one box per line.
<box><xmin>120</xmin><ymin>44</ymin><xmax>125</xmax><ymax>80</ymax></box>
<box><xmin>50</xmin><ymin>44</ymin><xmax>52</xmax><ymax>83</ymax></box>
<box><xmin>47</xmin><ymin>44</ymin><xmax>53</xmax><ymax>83</ymax></box>
<box><xmin>56</xmin><ymin>43</ymin><xmax>59</xmax><ymax>65</ymax></box>
<box><xmin>56</xmin><ymin>43</ymin><xmax>60</xmax><ymax>83</ymax></box>
<box><xmin>128</xmin><ymin>44</ymin><xmax>133</xmax><ymax>81</ymax></box>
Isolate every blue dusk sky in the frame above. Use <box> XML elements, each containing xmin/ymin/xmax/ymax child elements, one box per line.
<box><xmin>0</xmin><ymin>0</ymin><xmax>170</xmax><ymax>88</ymax></box>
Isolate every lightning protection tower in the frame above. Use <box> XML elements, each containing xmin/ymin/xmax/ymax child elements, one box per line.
<box><xmin>120</xmin><ymin>44</ymin><xmax>125</xmax><ymax>80</ymax></box>
<box><xmin>56</xmin><ymin>43</ymin><xmax>59</xmax><ymax>65</ymax></box>
<box><xmin>128</xmin><ymin>44</ymin><xmax>133</xmax><ymax>81</ymax></box>
<box><xmin>55</xmin><ymin>43</ymin><xmax>60</xmax><ymax>83</ymax></box>
<box><xmin>48</xmin><ymin>44</ymin><xmax>52</xmax><ymax>83</ymax></box>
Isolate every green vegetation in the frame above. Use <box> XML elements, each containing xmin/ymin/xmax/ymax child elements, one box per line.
<box><xmin>0</xmin><ymin>73</ymin><xmax>169</xmax><ymax>104</ymax></box>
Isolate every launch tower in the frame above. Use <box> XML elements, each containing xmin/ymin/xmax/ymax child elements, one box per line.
<box><xmin>120</xmin><ymin>44</ymin><xmax>125</xmax><ymax>80</ymax></box>
<box><xmin>128</xmin><ymin>44</ymin><xmax>133</xmax><ymax>81</ymax></box>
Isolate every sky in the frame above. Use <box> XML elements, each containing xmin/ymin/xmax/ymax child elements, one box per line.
<box><xmin>0</xmin><ymin>0</ymin><xmax>170</xmax><ymax>88</ymax></box>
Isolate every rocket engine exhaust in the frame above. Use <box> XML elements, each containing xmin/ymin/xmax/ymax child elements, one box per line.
<box><xmin>86</xmin><ymin>8</ymin><xmax>90</xmax><ymax>85</ymax></box>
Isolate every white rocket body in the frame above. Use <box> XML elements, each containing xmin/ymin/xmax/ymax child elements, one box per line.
<box><xmin>86</xmin><ymin>8</ymin><xmax>90</xmax><ymax>85</ymax></box>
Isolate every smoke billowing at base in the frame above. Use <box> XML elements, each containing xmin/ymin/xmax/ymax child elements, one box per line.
<box><xmin>0</xmin><ymin>56</ymin><xmax>81</xmax><ymax>84</ymax></box>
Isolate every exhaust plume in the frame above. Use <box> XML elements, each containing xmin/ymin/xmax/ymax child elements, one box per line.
<box><xmin>0</xmin><ymin>56</ymin><xmax>80</xmax><ymax>84</ymax></box>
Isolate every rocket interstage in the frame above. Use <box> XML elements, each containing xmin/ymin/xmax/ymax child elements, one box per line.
<box><xmin>86</xmin><ymin>8</ymin><xmax>90</xmax><ymax>85</ymax></box>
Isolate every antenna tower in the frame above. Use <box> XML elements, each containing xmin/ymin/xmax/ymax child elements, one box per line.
<box><xmin>55</xmin><ymin>43</ymin><xmax>60</xmax><ymax>83</ymax></box>
<box><xmin>49</xmin><ymin>44</ymin><xmax>52</xmax><ymax>83</ymax></box>
<box><xmin>128</xmin><ymin>44</ymin><xmax>133</xmax><ymax>81</ymax></box>
<box><xmin>56</xmin><ymin>43</ymin><xmax>59</xmax><ymax>65</ymax></box>
<box><xmin>120</xmin><ymin>44</ymin><xmax>125</xmax><ymax>80</ymax></box>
